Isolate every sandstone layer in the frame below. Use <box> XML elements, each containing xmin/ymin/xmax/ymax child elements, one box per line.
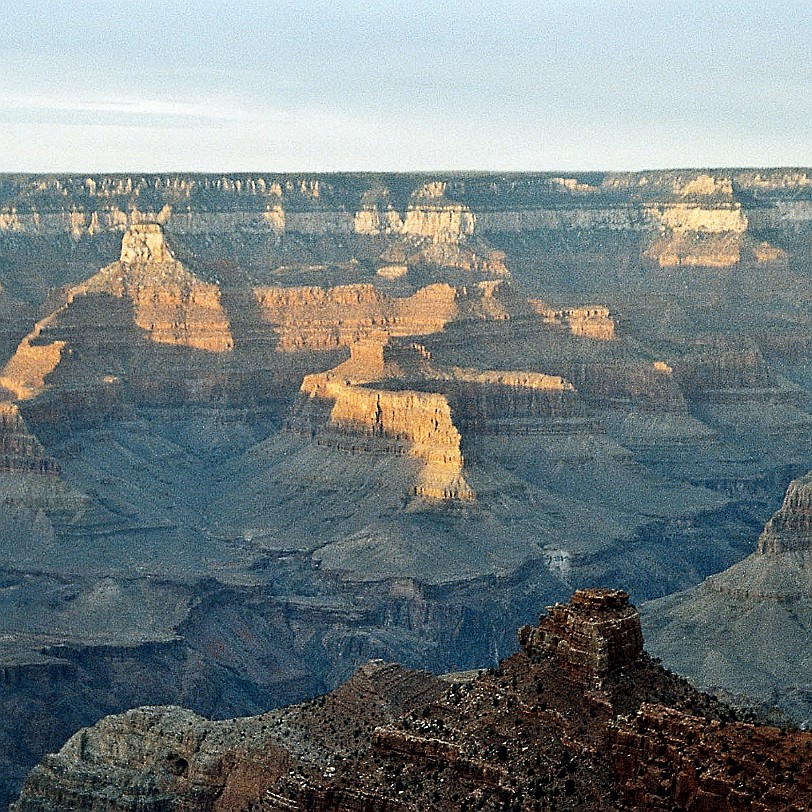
<box><xmin>0</xmin><ymin>223</ymin><xmax>232</xmax><ymax>402</ymax></box>
<box><xmin>254</xmin><ymin>282</ymin><xmax>458</xmax><ymax>351</ymax></box>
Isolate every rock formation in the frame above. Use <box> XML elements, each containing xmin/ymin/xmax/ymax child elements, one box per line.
<box><xmin>0</xmin><ymin>401</ymin><xmax>87</xmax><ymax>517</ymax></box>
<box><xmin>529</xmin><ymin>300</ymin><xmax>616</xmax><ymax>340</ymax></box>
<box><xmin>402</xmin><ymin>181</ymin><xmax>476</xmax><ymax>244</ymax></box>
<box><xmin>612</xmin><ymin>703</ymin><xmax>812</xmax><ymax>811</ymax></box>
<box><xmin>295</xmin><ymin>333</ymin><xmax>584</xmax><ymax>501</ymax></box>
<box><xmin>0</xmin><ymin>223</ymin><xmax>233</xmax><ymax>401</ymax></box>
<box><xmin>519</xmin><ymin>588</ymin><xmax>644</xmax><ymax>683</ymax></box>
<box><xmin>644</xmin><ymin>470</ymin><xmax>812</xmax><ymax>725</ymax></box>
<box><xmin>672</xmin><ymin>336</ymin><xmax>774</xmax><ymax>398</ymax></box>
<box><xmin>0</xmin><ymin>402</ymin><xmax>57</xmax><ymax>475</ymax></box>
<box><xmin>300</xmin><ymin>377</ymin><xmax>474</xmax><ymax>501</ymax></box>
<box><xmin>13</xmin><ymin>590</ymin><xmax>812</xmax><ymax>811</ymax></box>
<box><xmin>1</xmin><ymin>168</ymin><xmax>812</xmax><ymax>807</ymax></box>
<box><xmin>253</xmin><ymin>282</ymin><xmax>458</xmax><ymax>351</ymax></box>
<box><xmin>757</xmin><ymin>471</ymin><xmax>812</xmax><ymax>554</ymax></box>
<box><xmin>643</xmin><ymin>200</ymin><xmax>748</xmax><ymax>268</ymax></box>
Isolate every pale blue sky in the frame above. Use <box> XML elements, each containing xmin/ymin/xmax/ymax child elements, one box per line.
<box><xmin>0</xmin><ymin>0</ymin><xmax>809</xmax><ymax>171</ymax></box>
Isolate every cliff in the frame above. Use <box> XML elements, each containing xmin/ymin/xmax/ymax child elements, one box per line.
<box><xmin>14</xmin><ymin>589</ymin><xmax>811</xmax><ymax>812</ymax></box>
<box><xmin>295</xmin><ymin>333</ymin><xmax>587</xmax><ymax>500</ymax></box>
<box><xmin>519</xmin><ymin>588</ymin><xmax>644</xmax><ymax>683</ymax></box>
<box><xmin>2</xmin><ymin>170</ymin><xmax>806</xmax><ymax>264</ymax></box>
<box><xmin>0</xmin><ymin>402</ymin><xmax>57</xmax><ymax>475</ymax></box>
<box><xmin>73</xmin><ymin>223</ymin><xmax>233</xmax><ymax>353</ymax></box>
<box><xmin>529</xmin><ymin>300</ymin><xmax>616</xmax><ymax>340</ymax></box>
<box><xmin>612</xmin><ymin>703</ymin><xmax>812</xmax><ymax>811</ymax></box>
<box><xmin>300</xmin><ymin>378</ymin><xmax>473</xmax><ymax>501</ymax></box>
<box><xmin>0</xmin><ymin>224</ymin><xmax>233</xmax><ymax>401</ymax></box>
<box><xmin>673</xmin><ymin>337</ymin><xmax>773</xmax><ymax>397</ymax></box>
<box><xmin>254</xmin><ymin>282</ymin><xmax>458</xmax><ymax>351</ymax></box>
<box><xmin>757</xmin><ymin>471</ymin><xmax>812</xmax><ymax>554</ymax></box>
<box><xmin>354</xmin><ymin>181</ymin><xmax>476</xmax><ymax>245</ymax></box>
<box><xmin>401</xmin><ymin>181</ymin><xmax>476</xmax><ymax>243</ymax></box>
<box><xmin>10</xmin><ymin>705</ymin><xmax>290</xmax><ymax>812</ymax></box>
<box><xmin>644</xmin><ymin>470</ymin><xmax>812</xmax><ymax>724</ymax></box>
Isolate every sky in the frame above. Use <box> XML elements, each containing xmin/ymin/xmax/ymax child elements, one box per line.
<box><xmin>0</xmin><ymin>0</ymin><xmax>809</xmax><ymax>172</ymax></box>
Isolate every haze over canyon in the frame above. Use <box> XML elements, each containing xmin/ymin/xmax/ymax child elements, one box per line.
<box><xmin>0</xmin><ymin>169</ymin><xmax>811</xmax><ymax>806</ymax></box>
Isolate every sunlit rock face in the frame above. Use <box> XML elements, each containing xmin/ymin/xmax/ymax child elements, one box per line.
<box><xmin>0</xmin><ymin>223</ymin><xmax>233</xmax><ymax>402</ymax></box>
<box><xmin>253</xmin><ymin>282</ymin><xmax>458</xmax><ymax>351</ymax></box>
<box><xmin>79</xmin><ymin>223</ymin><xmax>233</xmax><ymax>352</ymax></box>
<box><xmin>402</xmin><ymin>181</ymin><xmax>476</xmax><ymax>243</ymax></box>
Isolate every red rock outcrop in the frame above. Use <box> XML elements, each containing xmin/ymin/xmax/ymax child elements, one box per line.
<box><xmin>612</xmin><ymin>703</ymin><xmax>812</xmax><ymax>811</ymax></box>
<box><xmin>519</xmin><ymin>588</ymin><xmax>644</xmax><ymax>683</ymax></box>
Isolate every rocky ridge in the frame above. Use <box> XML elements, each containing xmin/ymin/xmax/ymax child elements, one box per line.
<box><xmin>0</xmin><ymin>223</ymin><xmax>232</xmax><ymax>402</ymax></box>
<box><xmin>644</xmin><ymin>471</ymin><xmax>812</xmax><ymax>725</ymax></box>
<box><xmin>757</xmin><ymin>472</ymin><xmax>812</xmax><ymax>555</ymax></box>
<box><xmin>13</xmin><ymin>589</ymin><xmax>812</xmax><ymax>811</ymax></box>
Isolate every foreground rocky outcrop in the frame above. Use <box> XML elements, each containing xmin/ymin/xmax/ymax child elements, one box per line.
<box><xmin>13</xmin><ymin>589</ymin><xmax>811</xmax><ymax>811</ymax></box>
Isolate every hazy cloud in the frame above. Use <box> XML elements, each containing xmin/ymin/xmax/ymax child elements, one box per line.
<box><xmin>0</xmin><ymin>0</ymin><xmax>809</xmax><ymax>171</ymax></box>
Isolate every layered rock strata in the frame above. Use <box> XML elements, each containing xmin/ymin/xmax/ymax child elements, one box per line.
<box><xmin>672</xmin><ymin>337</ymin><xmax>774</xmax><ymax>400</ymax></box>
<box><xmin>0</xmin><ymin>224</ymin><xmax>233</xmax><ymax>401</ymax></box>
<box><xmin>14</xmin><ymin>589</ymin><xmax>811</xmax><ymax>812</ymax></box>
<box><xmin>253</xmin><ymin>283</ymin><xmax>458</xmax><ymax>351</ymax></box>
<box><xmin>401</xmin><ymin>181</ymin><xmax>476</xmax><ymax>243</ymax></box>
<box><xmin>0</xmin><ymin>403</ymin><xmax>57</xmax><ymax>474</ymax></box>
<box><xmin>643</xmin><ymin>471</ymin><xmax>812</xmax><ymax>724</ymax></box>
<box><xmin>297</xmin><ymin>336</ymin><xmax>583</xmax><ymax>500</ymax></box>
<box><xmin>3</xmin><ymin>170</ymin><xmax>807</xmax><ymax>250</ymax></box>
<box><xmin>519</xmin><ymin>588</ymin><xmax>644</xmax><ymax>683</ymax></box>
<box><xmin>529</xmin><ymin>300</ymin><xmax>616</xmax><ymax>340</ymax></box>
<box><xmin>354</xmin><ymin>181</ymin><xmax>476</xmax><ymax>244</ymax></box>
<box><xmin>78</xmin><ymin>224</ymin><xmax>233</xmax><ymax>352</ymax></box>
<box><xmin>301</xmin><ymin>377</ymin><xmax>474</xmax><ymax>501</ymax></box>
<box><xmin>612</xmin><ymin>703</ymin><xmax>812</xmax><ymax>811</ymax></box>
<box><xmin>757</xmin><ymin>471</ymin><xmax>812</xmax><ymax>554</ymax></box>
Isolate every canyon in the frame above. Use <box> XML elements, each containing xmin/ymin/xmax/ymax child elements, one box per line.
<box><xmin>0</xmin><ymin>169</ymin><xmax>811</xmax><ymax>805</ymax></box>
